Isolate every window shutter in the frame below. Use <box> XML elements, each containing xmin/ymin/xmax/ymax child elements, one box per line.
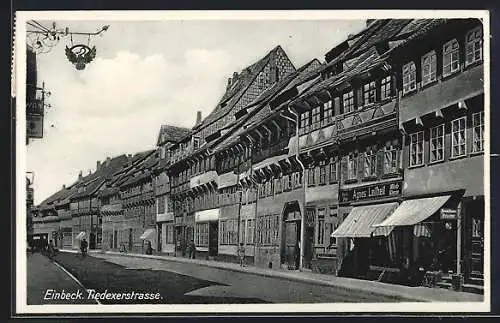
<box><xmin>341</xmin><ymin>156</ymin><xmax>348</xmax><ymax>182</ymax></box>
<box><xmin>377</xmin><ymin>149</ymin><xmax>385</xmax><ymax>177</ymax></box>
<box><xmin>356</xmin><ymin>87</ymin><xmax>363</xmax><ymax>108</ymax></box>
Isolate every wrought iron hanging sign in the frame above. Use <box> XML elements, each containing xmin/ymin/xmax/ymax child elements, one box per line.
<box><xmin>65</xmin><ymin>34</ymin><xmax>99</xmax><ymax>70</ymax></box>
<box><xmin>26</xmin><ymin>21</ymin><xmax>109</xmax><ymax>70</ymax></box>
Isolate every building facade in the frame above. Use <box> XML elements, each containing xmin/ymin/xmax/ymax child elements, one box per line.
<box><xmin>33</xmin><ymin>18</ymin><xmax>485</xmax><ymax>292</ymax></box>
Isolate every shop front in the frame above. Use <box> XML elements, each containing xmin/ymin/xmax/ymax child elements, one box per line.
<box><xmin>194</xmin><ymin>208</ymin><xmax>219</xmax><ymax>259</ymax></box>
<box><xmin>333</xmin><ymin>179</ymin><xmax>403</xmax><ymax>279</ymax></box>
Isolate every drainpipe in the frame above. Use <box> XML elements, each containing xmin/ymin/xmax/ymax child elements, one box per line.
<box><xmin>285</xmin><ymin>105</ymin><xmax>307</xmax><ymax>271</ymax></box>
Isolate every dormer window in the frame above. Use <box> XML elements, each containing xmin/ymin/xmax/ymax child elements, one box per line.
<box><xmin>443</xmin><ymin>39</ymin><xmax>460</xmax><ymax>76</ymax></box>
<box><xmin>193</xmin><ymin>136</ymin><xmax>200</xmax><ymax>150</ymax></box>
<box><xmin>421</xmin><ymin>51</ymin><xmax>437</xmax><ymax>86</ymax></box>
<box><xmin>465</xmin><ymin>26</ymin><xmax>483</xmax><ymax>65</ymax></box>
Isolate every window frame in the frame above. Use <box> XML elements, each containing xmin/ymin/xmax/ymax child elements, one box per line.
<box><xmin>363</xmin><ymin>148</ymin><xmax>377</xmax><ymax>178</ymax></box>
<box><xmin>380</xmin><ymin>75</ymin><xmax>392</xmax><ymax>100</ymax></box>
<box><xmin>465</xmin><ymin>26</ymin><xmax>483</xmax><ymax>66</ymax></box>
<box><xmin>342</xmin><ymin>90</ymin><xmax>355</xmax><ymax>114</ymax></box>
<box><xmin>443</xmin><ymin>39</ymin><xmax>460</xmax><ymax>77</ymax></box>
<box><xmin>347</xmin><ymin>153</ymin><xmax>358</xmax><ymax>180</ymax></box>
<box><xmin>363</xmin><ymin>80</ymin><xmax>377</xmax><ymax>106</ymax></box>
<box><xmin>472</xmin><ymin>111</ymin><xmax>485</xmax><ymax>153</ymax></box>
<box><xmin>451</xmin><ymin>116</ymin><xmax>467</xmax><ymax>158</ymax></box>
<box><xmin>402</xmin><ymin>61</ymin><xmax>417</xmax><ymax>95</ymax></box>
<box><xmin>429</xmin><ymin>124</ymin><xmax>445</xmax><ymax>163</ymax></box>
<box><xmin>421</xmin><ymin>50</ymin><xmax>437</xmax><ymax>86</ymax></box>
<box><xmin>409</xmin><ymin>131</ymin><xmax>424</xmax><ymax>167</ymax></box>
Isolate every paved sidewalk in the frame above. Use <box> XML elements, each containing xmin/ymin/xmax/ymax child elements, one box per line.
<box><xmin>60</xmin><ymin>249</ymin><xmax>483</xmax><ymax>303</ymax></box>
<box><xmin>27</xmin><ymin>252</ymin><xmax>97</xmax><ymax>304</ymax></box>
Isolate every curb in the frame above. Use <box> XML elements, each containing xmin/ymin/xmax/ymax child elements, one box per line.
<box><xmin>60</xmin><ymin>249</ymin><xmax>482</xmax><ymax>303</ymax></box>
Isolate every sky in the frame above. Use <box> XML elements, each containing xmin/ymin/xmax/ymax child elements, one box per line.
<box><xmin>26</xmin><ymin>18</ymin><xmax>366</xmax><ymax>204</ymax></box>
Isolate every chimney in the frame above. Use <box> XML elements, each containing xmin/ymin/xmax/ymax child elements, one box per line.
<box><xmin>62</xmin><ymin>184</ymin><xmax>66</xmax><ymax>190</ymax></box>
<box><xmin>88</xmin><ymin>169</ymin><xmax>92</xmax><ymax>175</ymax></box>
<box><xmin>227</xmin><ymin>77</ymin><xmax>232</xmax><ymax>88</ymax></box>
<box><xmin>196</xmin><ymin>111</ymin><xmax>202</xmax><ymax>125</ymax></box>
<box><xmin>232</xmin><ymin>72</ymin><xmax>238</xmax><ymax>81</ymax></box>
<box><xmin>106</xmin><ymin>156</ymin><xmax>111</xmax><ymax>166</ymax></box>
<box><xmin>78</xmin><ymin>171</ymin><xmax>83</xmax><ymax>180</ymax></box>
<box><xmin>96</xmin><ymin>160</ymin><xmax>101</xmax><ymax>170</ymax></box>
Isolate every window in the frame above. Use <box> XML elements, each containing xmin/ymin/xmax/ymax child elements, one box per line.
<box><xmin>220</xmin><ymin>219</ymin><xmax>238</xmax><ymax>245</ymax></box>
<box><xmin>409</xmin><ymin>131</ymin><xmax>424</xmax><ymax>166</ymax></box>
<box><xmin>239</xmin><ymin>220</ymin><xmax>245</xmax><ymax>244</ymax></box>
<box><xmin>275</xmin><ymin>177</ymin><xmax>282</xmax><ymax>194</ymax></box>
<box><xmin>319</xmin><ymin>164</ymin><xmax>327</xmax><ymax>185</ymax></box>
<box><xmin>293</xmin><ymin>172</ymin><xmax>302</xmax><ymax>188</ymax></box>
<box><xmin>472</xmin><ymin>111</ymin><xmax>485</xmax><ymax>152</ymax></box>
<box><xmin>384</xmin><ymin>143</ymin><xmax>399</xmax><ymax>174</ymax></box>
<box><xmin>466</xmin><ymin>27</ymin><xmax>483</xmax><ymax>65</ymax></box>
<box><xmin>316</xmin><ymin>208</ymin><xmax>326</xmax><ymax>245</ymax></box>
<box><xmin>402</xmin><ymin>62</ymin><xmax>416</xmax><ymax>94</ymax></box>
<box><xmin>421</xmin><ymin>51</ymin><xmax>437</xmax><ymax>85</ymax></box>
<box><xmin>195</xmin><ymin>223</ymin><xmax>209</xmax><ymax>247</ymax></box>
<box><xmin>430</xmin><ymin>124</ymin><xmax>445</xmax><ymax>162</ymax></box>
<box><xmin>308</xmin><ymin>168</ymin><xmax>315</xmax><ymax>186</ymax></box>
<box><xmin>363</xmin><ymin>81</ymin><xmax>376</xmax><ymax>105</ymax></box>
<box><xmin>323</xmin><ymin>100</ymin><xmax>333</xmax><ymax>122</ymax></box>
<box><xmin>451</xmin><ymin>117</ymin><xmax>467</xmax><ymax>157</ymax></box>
<box><xmin>311</xmin><ymin>106</ymin><xmax>321</xmax><ymax>129</ymax></box>
<box><xmin>193</xmin><ymin>136</ymin><xmax>200</xmax><ymax>149</ymax></box>
<box><xmin>443</xmin><ymin>39</ymin><xmax>460</xmax><ymax>76</ymax></box>
<box><xmin>380</xmin><ymin>75</ymin><xmax>392</xmax><ymax>100</ymax></box>
<box><xmin>283</xmin><ymin>175</ymin><xmax>290</xmax><ymax>191</ymax></box>
<box><xmin>347</xmin><ymin>154</ymin><xmax>358</xmax><ymax>180</ymax></box>
<box><xmin>329</xmin><ymin>158</ymin><xmax>337</xmax><ymax>183</ymax></box>
<box><xmin>300</xmin><ymin>111</ymin><xmax>310</xmax><ymax>132</ymax></box>
<box><xmin>246</xmin><ymin>219</ymin><xmax>254</xmax><ymax>244</ymax></box>
<box><xmin>364</xmin><ymin>149</ymin><xmax>377</xmax><ymax>177</ymax></box>
<box><xmin>343</xmin><ymin>90</ymin><xmax>355</xmax><ymax>113</ymax></box>
<box><xmin>157</xmin><ymin>196</ymin><xmax>165</xmax><ymax>214</ymax></box>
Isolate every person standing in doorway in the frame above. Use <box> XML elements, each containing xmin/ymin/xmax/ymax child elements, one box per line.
<box><xmin>237</xmin><ymin>242</ymin><xmax>246</xmax><ymax>267</ymax></box>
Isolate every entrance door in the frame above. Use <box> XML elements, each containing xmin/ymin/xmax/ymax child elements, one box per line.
<box><xmin>128</xmin><ymin>228</ymin><xmax>133</xmax><ymax>251</ymax></box>
<box><xmin>285</xmin><ymin>220</ymin><xmax>300</xmax><ymax>269</ymax></box>
<box><xmin>471</xmin><ymin>217</ymin><xmax>484</xmax><ymax>275</ymax></box>
<box><xmin>209</xmin><ymin>221</ymin><xmax>218</xmax><ymax>257</ymax></box>
<box><xmin>113</xmin><ymin>230</ymin><xmax>118</xmax><ymax>249</ymax></box>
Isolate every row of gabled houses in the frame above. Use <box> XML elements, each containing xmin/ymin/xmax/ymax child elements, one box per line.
<box><xmin>31</xmin><ymin>18</ymin><xmax>485</xmax><ymax>291</ymax></box>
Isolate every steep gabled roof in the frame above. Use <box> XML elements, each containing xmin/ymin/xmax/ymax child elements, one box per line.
<box><xmin>211</xmin><ymin>59</ymin><xmax>323</xmax><ymax>153</ymax></box>
<box><xmin>156</xmin><ymin>124</ymin><xmax>191</xmax><ymax>146</ymax></box>
<box><xmin>193</xmin><ymin>46</ymin><xmax>286</xmax><ymax>132</ymax></box>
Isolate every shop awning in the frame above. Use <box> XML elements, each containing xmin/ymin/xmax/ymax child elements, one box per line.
<box><xmin>195</xmin><ymin>208</ymin><xmax>220</xmax><ymax>222</ymax></box>
<box><xmin>140</xmin><ymin>228</ymin><xmax>156</xmax><ymax>240</ymax></box>
<box><xmin>75</xmin><ymin>231</ymin><xmax>86</xmax><ymax>240</ymax></box>
<box><xmin>373</xmin><ymin>195</ymin><xmax>451</xmax><ymax>227</ymax></box>
<box><xmin>331</xmin><ymin>202</ymin><xmax>398</xmax><ymax>238</ymax></box>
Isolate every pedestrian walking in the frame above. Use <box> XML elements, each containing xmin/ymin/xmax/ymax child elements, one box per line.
<box><xmin>80</xmin><ymin>238</ymin><xmax>88</xmax><ymax>257</ymax></box>
<box><xmin>237</xmin><ymin>242</ymin><xmax>246</xmax><ymax>267</ymax></box>
<box><xmin>47</xmin><ymin>239</ymin><xmax>55</xmax><ymax>260</ymax></box>
<box><xmin>188</xmin><ymin>239</ymin><xmax>196</xmax><ymax>259</ymax></box>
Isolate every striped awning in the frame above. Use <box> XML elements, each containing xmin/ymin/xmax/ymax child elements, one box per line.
<box><xmin>331</xmin><ymin>202</ymin><xmax>398</xmax><ymax>238</ymax></box>
<box><xmin>373</xmin><ymin>195</ymin><xmax>451</xmax><ymax>228</ymax></box>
